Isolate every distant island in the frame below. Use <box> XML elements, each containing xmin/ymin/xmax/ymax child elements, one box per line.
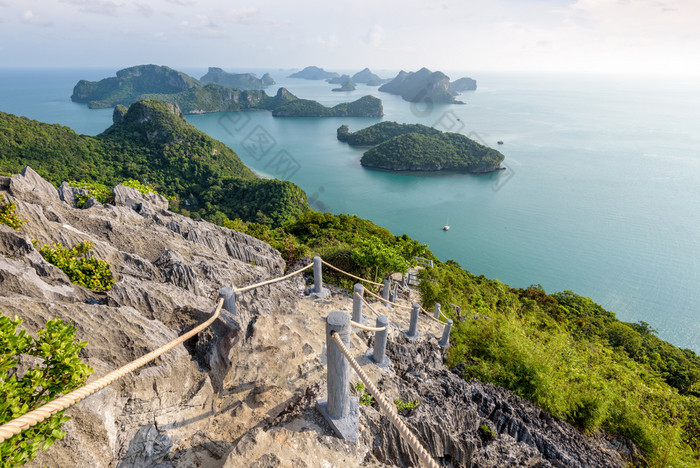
<box><xmin>338</xmin><ymin>122</ymin><xmax>504</xmax><ymax>173</ymax></box>
<box><xmin>288</xmin><ymin>66</ymin><xmax>339</xmax><ymax>80</ymax></box>
<box><xmin>329</xmin><ymin>75</ymin><xmax>356</xmax><ymax>92</ymax></box>
<box><xmin>378</xmin><ymin>67</ymin><xmax>476</xmax><ymax>104</ymax></box>
<box><xmin>199</xmin><ymin>67</ymin><xmax>275</xmax><ymax>90</ymax></box>
<box><xmin>71</xmin><ymin>65</ymin><xmax>382</xmax><ymax>117</ymax></box>
<box><xmin>71</xmin><ymin>64</ymin><xmax>199</xmax><ymax>108</ymax></box>
<box><xmin>449</xmin><ymin>77</ymin><xmax>477</xmax><ymax>93</ymax></box>
<box><xmin>352</xmin><ymin>68</ymin><xmax>385</xmax><ymax>86</ymax></box>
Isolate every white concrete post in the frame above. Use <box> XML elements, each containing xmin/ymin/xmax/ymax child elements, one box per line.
<box><xmin>439</xmin><ymin>319</ymin><xmax>453</xmax><ymax>348</ymax></box>
<box><xmin>352</xmin><ymin>283</ymin><xmax>364</xmax><ymax>325</ymax></box>
<box><xmin>326</xmin><ymin>312</ymin><xmax>351</xmax><ymax>418</ymax></box>
<box><xmin>219</xmin><ymin>286</ymin><xmax>236</xmax><ymax>315</ymax></box>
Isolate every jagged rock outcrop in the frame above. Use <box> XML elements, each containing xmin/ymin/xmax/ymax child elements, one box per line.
<box><xmin>360</xmin><ymin>336</ymin><xmax>624</xmax><ymax>467</ymax></box>
<box><xmin>1</xmin><ymin>167</ymin><xmax>302</xmax><ymax>467</ymax></box>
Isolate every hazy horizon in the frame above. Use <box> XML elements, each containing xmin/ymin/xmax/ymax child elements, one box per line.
<box><xmin>2</xmin><ymin>0</ymin><xmax>699</xmax><ymax>77</ymax></box>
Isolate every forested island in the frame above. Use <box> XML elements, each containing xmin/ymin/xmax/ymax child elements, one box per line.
<box><xmin>328</xmin><ymin>75</ymin><xmax>357</xmax><ymax>92</ymax></box>
<box><xmin>71</xmin><ymin>65</ymin><xmax>382</xmax><ymax>117</ymax></box>
<box><xmin>379</xmin><ymin>67</ymin><xmax>476</xmax><ymax>103</ymax></box>
<box><xmin>351</xmin><ymin>67</ymin><xmax>385</xmax><ymax>86</ymax></box>
<box><xmin>199</xmin><ymin>67</ymin><xmax>275</xmax><ymax>89</ymax></box>
<box><xmin>288</xmin><ymin>65</ymin><xmax>339</xmax><ymax>80</ymax></box>
<box><xmin>338</xmin><ymin>122</ymin><xmax>504</xmax><ymax>172</ymax></box>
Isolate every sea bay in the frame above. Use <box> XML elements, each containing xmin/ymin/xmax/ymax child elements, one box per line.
<box><xmin>1</xmin><ymin>67</ymin><xmax>698</xmax><ymax>352</ymax></box>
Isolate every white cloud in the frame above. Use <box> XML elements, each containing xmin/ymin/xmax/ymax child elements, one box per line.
<box><xmin>180</xmin><ymin>14</ymin><xmax>227</xmax><ymax>37</ymax></box>
<box><xmin>165</xmin><ymin>0</ymin><xmax>196</xmax><ymax>5</ymax></box>
<box><xmin>316</xmin><ymin>33</ymin><xmax>338</xmax><ymax>50</ymax></box>
<box><xmin>365</xmin><ymin>24</ymin><xmax>385</xmax><ymax>48</ymax></box>
<box><xmin>222</xmin><ymin>7</ymin><xmax>259</xmax><ymax>25</ymax></box>
<box><xmin>58</xmin><ymin>0</ymin><xmax>122</xmax><ymax>16</ymax></box>
<box><xmin>134</xmin><ymin>2</ymin><xmax>153</xmax><ymax>17</ymax></box>
<box><xmin>21</xmin><ymin>10</ymin><xmax>53</xmax><ymax>26</ymax></box>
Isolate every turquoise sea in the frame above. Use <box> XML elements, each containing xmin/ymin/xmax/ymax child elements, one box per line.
<box><xmin>1</xmin><ymin>67</ymin><xmax>699</xmax><ymax>353</ymax></box>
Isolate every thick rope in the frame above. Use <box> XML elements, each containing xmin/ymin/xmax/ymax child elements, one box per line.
<box><xmin>330</xmin><ymin>333</ymin><xmax>440</xmax><ymax>468</ymax></box>
<box><xmin>354</xmin><ymin>292</ymin><xmax>381</xmax><ymax>318</ymax></box>
<box><xmin>350</xmin><ymin>320</ymin><xmax>386</xmax><ymax>332</ymax></box>
<box><xmin>0</xmin><ymin>299</ymin><xmax>225</xmax><ymax>444</ymax></box>
<box><xmin>320</xmin><ymin>259</ymin><xmax>383</xmax><ymax>287</ymax></box>
<box><xmin>364</xmin><ymin>288</ymin><xmax>413</xmax><ymax>310</ymax></box>
<box><xmin>420</xmin><ymin>307</ymin><xmax>447</xmax><ymax>325</ymax></box>
<box><xmin>234</xmin><ymin>263</ymin><xmax>313</xmax><ymax>294</ymax></box>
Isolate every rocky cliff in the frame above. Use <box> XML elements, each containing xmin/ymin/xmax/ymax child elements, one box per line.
<box><xmin>2</xmin><ymin>167</ymin><xmax>629</xmax><ymax>467</ymax></box>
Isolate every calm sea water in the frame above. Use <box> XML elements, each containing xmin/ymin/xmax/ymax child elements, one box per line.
<box><xmin>1</xmin><ymin>67</ymin><xmax>699</xmax><ymax>353</ymax></box>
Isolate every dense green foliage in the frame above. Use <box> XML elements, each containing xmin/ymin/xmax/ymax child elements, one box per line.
<box><xmin>0</xmin><ymin>102</ymin><xmax>308</xmax><ymax>226</ymax></box>
<box><xmin>38</xmin><ymin>241</ymin><xmax>115</xmax><ymax>292</ymax></box>
<box><xmin>417</xmin><ymin>261</ymin><xmax>700</xmax><ymax>466</ymax></box>
<box><xmin>71</xmin><ymin>65</ymin><xmax>200</xmax><ymax>108</ymax></box>
<box><xmin>0</xmin><ymin>316</ymin><xmax>92</xmax><ymax>466</ymax></box>
<box><xmin>0</xmin><ymin>194</ymin><xmax>24</xmax><ymax>231</ymax></box>
<box><xmin>199</xmin><ymin>68</ymin><xmax>272</xmax><ymax>89</ymax></box>
<box><xmin>338</xmin><ymin>121</ymin><xmax>441</xmax><ymax>146</ymax></box>
<box><xmin>271</xmin><ymin>95</ymin><xmax>383</xmax><ymax>117</ymax></box>
<box><xmin>361</xmin><ymin>131</ymin><xmax>505</xmax><ymax>172</ymax></box>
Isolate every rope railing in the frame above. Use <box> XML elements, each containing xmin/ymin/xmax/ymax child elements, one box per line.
<box><xmin>320</xmin><ymin>259</ymin><xmax>383</xmax><ymax>287</ymax></box>
<box><xmin>234</xmin><ymin>263</ymin><xmax>313</xmax><ymax>294</ymax></box>
<box><xmin>330</xmin><ymin>332</ymin><xmax>440</xmax><ymax>468</ymax></box>
<box><xmin>0</xmin><ymin>298</ymin><xmax>225</xmax><ymax>444</ymax></box>
<box><xmin>364</xmin><ymin>288</ymin><xmax>413</xmax><ymax>310</ymax></box>
<box><xmin>420</xmin><ymin>307</ymin><xmax>448</xmax><ymax>325</ymax></box>
<box><xmin>349</xmin><ymin>320</ymin><xmax>386</xmax><ymax>332</ymax></box>
<box><xmin>354</xmin><ymin>292</ymin><xmax>381</xmax><ymax>318</ymax></box>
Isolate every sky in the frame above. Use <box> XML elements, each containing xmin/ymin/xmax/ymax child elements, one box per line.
<box><xmin>1</xmin><ymin>0</ymin><xmax>699</xmax><ymax>76</ymax></box>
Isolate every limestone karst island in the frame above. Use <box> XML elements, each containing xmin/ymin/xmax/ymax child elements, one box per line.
<box><xmin>1</xmin><ymin>60</ymin><xmax>700</xmax><ymax>468</ymax></box>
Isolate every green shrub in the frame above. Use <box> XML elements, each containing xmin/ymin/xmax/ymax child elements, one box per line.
<box><xmin>120</xmin><ymin>179</ymin><xmax>157</xmax><ymax>195</ymax></box>
<box><xmin>0</xmin><ymin>194</ymin><xmax>24</xmax><ymax>231</ymax></box>
<box><xmin>68</xmin><ymin>181</ymin><xmax>113</xmax><ymax>208</ymax></box>
<box><xmin>394</xmin><ymin>398</ymin><xmax>418</xmax><ymax>412</ymax></box>
<box><xmin>38</xmin><ymin>241</ymin><xmax>115</xmax><ymax>292</ymax></box>
<box><xmin>354</xmin><ymin>382</ymin><xmax>374</xmax><ymax>406</ymax></box>
<box><xmin>0</xmin><ymin>315</ymin><xmax>92</xmax><ymax>466</ymax></box>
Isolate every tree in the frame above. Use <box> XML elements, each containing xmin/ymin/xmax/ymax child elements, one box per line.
<box><xmin>351</xmin><ymin>235</ymin><xmax>410</xmax><ymax>281</ymax></box>
<box><xmin>0</xmin><ymin>315</ymin><xmax>92</xmax><ymax>466</ymax></box>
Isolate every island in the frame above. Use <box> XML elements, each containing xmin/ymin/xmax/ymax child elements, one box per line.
<box><xmin>378</xmin><ymin>67</ymin><xmax>466</xmax><ymax>104</ymax></box>
<box><xmin>338</xmin><ymin>121</ymin><xmax>504</xmax><ymax>173</ymax></box>
<box><xmin>352</xmin><ymin>68</ymin><xmax>384</xmax><ymax>86</ymax></box>
<box><xmin>272</xmin><ymin>95</ymin><xmax>382</xmax><ymax>117</ymax></box>
<box><xmin>288</xmin><ymin>66</ymin><xmax>339</xmax><ymax>80</ymax></box>
<box><xmin>200</xmin><ymin>67</ymin><xmax>275</xmax><ymax>89</ymax></box>
<box><xmin>71</xmin><ymin>65</ymin><xmax>383</xmax><ymax>117</ymax></box>
<box><xmin>449</xmin><ymin>77</ymin><xmax>477</xmax><ymax>93</ymax></box>
<box><xmin>71</xmin><ymin>64</ymin><xmax>200</xmax><ymax>108</ymax></box>
<box><xmin>329</xmin><ymin>75</ymin><xmax>356</xmax><ymax>92</ymax></box>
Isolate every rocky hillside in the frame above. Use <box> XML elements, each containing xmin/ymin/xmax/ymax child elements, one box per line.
<box><xmin>2</xmin><ymin>168</ymin><xmax>628</xmax><ymax>467</ymax></box>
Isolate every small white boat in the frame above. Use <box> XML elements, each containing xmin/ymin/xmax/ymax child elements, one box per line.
<box><xmin>443</xmin><ymin>225</ymin><xmax>450</xmax><ymax>231</ymax></box>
